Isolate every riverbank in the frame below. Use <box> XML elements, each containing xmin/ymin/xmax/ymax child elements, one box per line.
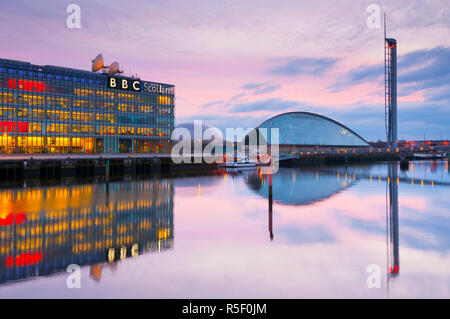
<box><xmin>0</xmin><ymin>150</ymin><xmax>447</xmax><ymax>183</ymax></box>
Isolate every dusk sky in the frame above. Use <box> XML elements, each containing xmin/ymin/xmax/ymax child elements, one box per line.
<box><xmin>1</xmin><ymin>0</ymin><xmax>449</xmax><ymax>141</ymax></box>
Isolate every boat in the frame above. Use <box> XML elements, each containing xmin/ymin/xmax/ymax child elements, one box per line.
<box><xmin>222</xmin><ymin>166</ymin><xmax>258</xmax><ymax>175</ymax></box>
<box><xmin>218</xmin><ymin>161</ymin><xmax>256</xmax><ymax>168</ymax></box>
<box><xmin>413</xmin><ymin>152</ymin><xmax>447</xmax><ymax>159</ymax></box>
<box><xmin>218</xmin><ymin>153</ymin><xmax>257</xmax><ymax>168</ymax></box>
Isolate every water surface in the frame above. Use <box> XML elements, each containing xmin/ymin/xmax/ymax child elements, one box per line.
<box><xmin>0</xmin><ymin>160</ymin><xmax>448</xmax><ymax>298</ymax></box>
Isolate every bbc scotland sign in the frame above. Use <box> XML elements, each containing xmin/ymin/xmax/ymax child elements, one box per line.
<box><xmin>107</xmin><ymin>76</ymin><xmax>174</xmax><ymax>95</ymax></box>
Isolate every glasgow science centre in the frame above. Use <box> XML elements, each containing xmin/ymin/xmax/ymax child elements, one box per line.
<box><xmin>0</xmin><ymin>57</ymin><xmax>175</xmax><ymax>155</ymax></box>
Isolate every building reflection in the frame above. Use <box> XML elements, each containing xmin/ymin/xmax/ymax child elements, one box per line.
<box><xmin>0</xmin><ymin>179</ymin><xmax>174</xmax><ymax>285</ymax></box>
<box><xmin>246</xmin><ymin>167</ymin><xmax>357</xmax><ymax>206</ymax></box>
<box><xmin>249</xmin><ymin>165</ymin><xmax>402</xmax><ymax>275</ymax></box>
<box><xmin>246</xmin><ymin>167</ymin><xmax>358</xmax><ymax>241</ymax></box>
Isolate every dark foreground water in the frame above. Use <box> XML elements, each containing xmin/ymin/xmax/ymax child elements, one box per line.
<box><xmin>0</xmin><ymin>160</ymin><xmax>448</xmax><ymax>298</ymax></box>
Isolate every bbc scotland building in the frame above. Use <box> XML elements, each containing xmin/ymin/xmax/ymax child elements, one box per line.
<box><xmin>0</xmin><ymin>58</ymin><xmax>174</xmax><ymax>154</ymax></box>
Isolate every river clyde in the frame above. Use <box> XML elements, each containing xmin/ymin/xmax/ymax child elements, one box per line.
<box><xmin>0</xmin><ymin>159</ymin><xmax>448</xmax><ymax>298</ymax></box>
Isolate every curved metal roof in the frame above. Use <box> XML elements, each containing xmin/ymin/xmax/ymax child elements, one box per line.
<box><xmin>256</xmin><ymin>112</ymin><xmax>369</xmax><ymax>146</ymax></box>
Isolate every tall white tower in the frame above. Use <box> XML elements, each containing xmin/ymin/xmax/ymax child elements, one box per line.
<box><xmin>384</xmin><ymin>17</ymin><xmax>398</xmax><ymax>148</ymax></box>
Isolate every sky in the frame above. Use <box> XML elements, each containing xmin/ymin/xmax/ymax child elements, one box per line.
<box><xmin>0</xmin><ymin>0</ymin><xmax>449</xmax><ymax>141</ymax></box>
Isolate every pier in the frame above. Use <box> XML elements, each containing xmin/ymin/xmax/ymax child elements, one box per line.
<box><xmin>1</xmin><ymin>146</ymin><xmax>447</xmax><ymax>182</ymax></box>
<box><xmin>0</xmin><ymin>153</ymin><xmax>217</xmax><ymax>182</ymax></box>
<box><xmin>278</xmin><ymin>147</ymin><xmax>449</xmax><ymax>167</ymax></box>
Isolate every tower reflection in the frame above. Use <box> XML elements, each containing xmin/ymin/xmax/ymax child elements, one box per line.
<box><xmin>387</xmin><ymin>163</ymin><xmax>400</xmax><ymax>279</ymax></box>
<box><xmin>0</xmin><ymin>179</ymin><xmax>174</xmax><ymax>285</ymax></box>
<box><xmin>247</xmin><ymin>166</ymin><xmax>358</xmax><ymax>241</ymax></box>
<box><xmin>268</xmin><ymin>173</ymin><xmax>273</xmax><ymax>241</ymax></box>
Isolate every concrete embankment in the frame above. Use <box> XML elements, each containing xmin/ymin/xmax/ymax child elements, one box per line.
<box><xmin>279</xmin><ymin>151</ymin><xmax>414</xmax><ymax>167</ymax></box>
<box><xmin>0</xmin><ymin>154</ymin><xmax>217</xmax><ymax>183</ymax></box>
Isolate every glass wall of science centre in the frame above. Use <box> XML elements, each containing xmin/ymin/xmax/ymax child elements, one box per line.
<box><xmin>254</xmin><ymin>112</ymin><xmax>370</xmax><ymax>153</ymax></box>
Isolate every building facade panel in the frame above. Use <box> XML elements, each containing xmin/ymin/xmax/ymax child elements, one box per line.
<box><xmin>0</xmin><ymin>58</ymin><xmax>175</xmax><ymax>154</ymax></box>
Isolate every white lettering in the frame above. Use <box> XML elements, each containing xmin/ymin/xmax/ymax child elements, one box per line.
<box><xmin>203</xmin><ymin>127</ymin><xmax>223</xmax><ymax>164</ymax></box>
<box><xmin>66</xmin><ymin>264</ymin><xmax>81</xmax><ymax>288</ymax></box>
<box><xmin>132</xmin><ymin>80</ymin><xmax>141</xmax><ymax>91</ymax></box>
<box><xmin>171</xmin><ymin>128</ymin><xmax>192</xmax><ymax>164</ymax></box>
<box><xmin>66</xmin><ymin>4</ymin><xmax>81</xmax><ymax>29</ymax></box>
<box><xmin>366</xmin><ymin>4</ymin><xmax>381</xmax><ymax>29</ymax></box>
<box><xmin>366</xmin><ymin>264</ymin><xmax>381</xmax><ymax>288</ymax></box>
<box><xmin>121</xmin><ymin>79</ymin><xmax>128</xmax><ymax>89</ymax></box>
<box><xmin>109</xmin><ymin>77</ymin><xmax>116</xmax><ymax>88</ymax></box>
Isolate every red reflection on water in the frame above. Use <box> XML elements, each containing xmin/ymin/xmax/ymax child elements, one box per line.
<box><xmin>389</xmin><ymin>265</ymin><xmax>399</xmax><ymax>274</ymax></box>
<box><xmin>0</xmin><ymin>213</ymin><xmax>26</xmax><ymax>226</ymax></box>
<box><xmin>5</xmin><ymin>252</ymin><xmax>42</xmax><ymax>267</ymax></box>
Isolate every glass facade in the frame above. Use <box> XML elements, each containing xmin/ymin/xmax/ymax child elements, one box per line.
<box><xmin>0</xmin><ymin>180</ymin><xmax>173</xmax><ymax>284</ymax></box>
<box><xmin>258</xmin><ymin>112</ymin><xmax>369</xmax><ymax>147</ymax></box>
<box><xmin>0</xmin><ymin>58</ymin><xmax>175</xmax><ymax>154</ymax></box>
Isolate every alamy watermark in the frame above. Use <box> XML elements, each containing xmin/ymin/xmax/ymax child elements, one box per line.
<box><xmin>366</xmin><ymin>4</ymin><xmax>381</xmax><ymax>29</ymax></box>
<box><xmin>366</xmin><ymin>264</ymin><xmax>381</xmax><ymax>288</ymax></box>
<box><xmin>66</xmin><ymin>264</ymin><xmax>81</xmax><ymax>288</ymax></box>
<box><xmin>170</xmin><ymin>120</ymin><xmax>280</xmax><ymax>174</ymax></box>
<box><xmin>66</xmin><ymin>4</ymin><xmax>81</xmax><ymax>29</ymax></box>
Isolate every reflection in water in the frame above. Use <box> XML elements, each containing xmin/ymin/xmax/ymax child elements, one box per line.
<box><xmin>268</xmin><ymin>174</ymin><xmax>273</xmax><ymax>241</ymax></box>
<box><xmin>248</xmin><ymin>162</ymin><xmax>449</xmax><ymax>297</ymax></box>
<box><xmin>0</xmin><ymin>160</ymin><xmax>447</xmax><ymax>298</ymax></box>
<box><xmin>387</xmin><ymin>163</ymin><xmax>400</xmax><ymax>282</ymax></box>
<box><xmin>0</xmin><ymin>180</ymin><xmax>174</xmax><ymax>285</ymax></box>
<box><xmin>247</xmin><ymin>167</ymin><xmax>357</xmax><ymax>206</ymax></box>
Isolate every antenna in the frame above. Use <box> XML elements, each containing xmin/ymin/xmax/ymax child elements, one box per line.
<box><xmin>91</xmin><ymin>53</ymin><xmax>104</xmax><ymax>72</ymax></box>
<box><xmin>384</xmin><ymin>12</ymin><xmax>387</xmax><ymax>39</ymax></box>
<box><xmin>108</xmin><ymin>61</ymin><xmax>120</xmax><ymax>74</ymax></box>
<box><xmin>91</xmin><ymin>54</ymin><xmax>123</xmax><ymax>74</ymax></box>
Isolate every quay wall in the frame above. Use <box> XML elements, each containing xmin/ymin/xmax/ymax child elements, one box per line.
<box><xmin>0</xmin><ymin>155</ymin><xmax>217</xmax><ymax>182</ymax></box>
<box><xmin>279</xmin><ymin>151</ymin><xmax>415</xmax><ymax>167</ymax></box>
<box><xmin>0</xmin><ymin>149</ymin><xmax>444</xmax><ymax>182</ymax></box>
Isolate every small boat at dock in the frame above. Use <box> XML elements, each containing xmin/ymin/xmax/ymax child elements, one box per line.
<box><xmin>218</xmin><ymin>161</ymin><xmax>256</xmax><ymax>168</ymax></box>
<box><xmin>413</xmin><ymin>152</ymin><xmax>447</xmax><ymax>159</ymax></box>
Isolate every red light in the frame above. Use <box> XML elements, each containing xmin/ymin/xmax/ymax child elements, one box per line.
<box><xmin>425</xmin><ymin>141</ymin><xmax>431</xmax><ymax>145</ymax></box>
<box><xmin>443</xmin><ymin>141</ymin><xmax>448</xmax><ymax>146</ymax></box>
<box><xmin>389</xmin><ymin>265</ymin><xmax>399</xmax><ymax>274</ymax></box>
<box><xmin>0</xmin><ymin>213</ymin><xmax>26</xmax><ymax>226</ymax></box>
<box><xmin>8</xmin><ymin>79</ymin><xmax>16</xmax><ymax>89</ymax></box>
<box><xmin>8</xmin><ymin>79</ymin><xmax>45</xmax><ymax>92</ymax></box>
<box><xmin>0</xmin><ymin>121</ymin><xmax>28</xmax><ymax>133</ymax></box>
<box><xmin>5</xmin><ymin>251</ymin><xmax>42</xmax><ymax>267</ymax></box>
<box><xmin>15</xmin><ymin>213</ymin><xmax>26</xmax><ymax>224</ymax></box>
<box><xmin>0</xmin><ymin>214</ymin><xmax>14</xmax><ymax>226</ymax></box>
<box><xmin>5</xmin><ymin>257</ymin><xmax>13</xmax><ymax>267</ymax></box>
